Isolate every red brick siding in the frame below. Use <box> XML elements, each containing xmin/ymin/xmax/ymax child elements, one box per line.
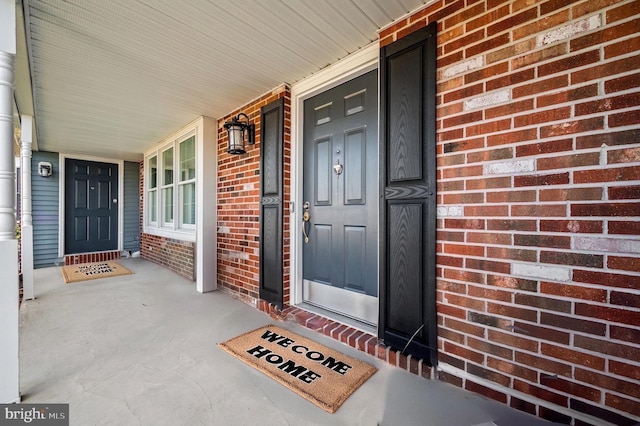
<box><xmin>383</xmin><ymin>0</ymin><xmax>639</xmax><ymax>424</ymax></box>
<box><xmin>217</xmin><ymin>86</ymin><xmax>291</xmax><ymax>306</ymax></box>
<box><xmin>211</xmin><ymin>2</ymin><xmax>639</xmax><ymax>424</ymax></box>
<box><xmin>139</xmin><ymin>233</ymin><xmax>195</xmax><ymax>281</ymax></box>
<box><xmin>139</xmin><ymin>160</ymin><xmax>196</xmax><ymax>281</ymax></box>
<box><xmin>64</xmin><ymin>251</ymin><xmax>120</xmax><ymax>265</ymax></box>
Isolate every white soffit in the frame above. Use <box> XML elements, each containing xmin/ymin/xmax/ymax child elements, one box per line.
<box><xmin>23</xmin><ymin>0</ymin><xmax>429</xmax><ymax>161</ymax></box>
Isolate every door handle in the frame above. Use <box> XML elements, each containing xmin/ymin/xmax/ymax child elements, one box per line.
<box><xmin>302</xmin><ymin>201</ymin><xmax>311</xmax><ymax>244</ymax></box>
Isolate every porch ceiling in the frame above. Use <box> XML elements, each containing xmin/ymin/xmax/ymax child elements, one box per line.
<box><xmin>21</xmin><ymin>0</ymin><xmax>429</xmax><ymax>162</ymax></box>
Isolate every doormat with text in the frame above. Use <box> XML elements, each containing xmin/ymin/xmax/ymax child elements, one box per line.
<box><xmin>61</xmin><ymin>261</ymin><xmax>133</xmax><ymax>284</ymax></box>
<box><xmin>218</xmin><ymin>325</ymin><xmax>377</xmax><ymax>413</ymax></box>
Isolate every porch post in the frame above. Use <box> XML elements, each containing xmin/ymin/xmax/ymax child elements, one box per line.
<box><xmin>21</xmin><ymin>114</ymin><xmax>34</xmax><ymax>300</ymax></box>
<box><xmin>0</xmin><ymin>0</ymin><xmax>20</xmax><ymax>404</ymax></box>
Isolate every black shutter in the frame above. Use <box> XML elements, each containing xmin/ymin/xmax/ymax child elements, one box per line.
<box><xmin>259</xmin><ymin>98</ymin><xmax>284</xmax><ymax>307</ymax></box>
<box><xmin>379</xmin><ymin>22</ymin><xmax>438</xmax><ymax>366</ymax></box>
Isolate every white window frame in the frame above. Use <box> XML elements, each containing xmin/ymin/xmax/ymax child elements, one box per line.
<box><xmin>146</xmin><ymin>154</ymin><xmax>158</xmax><ymax>226</ymax></box>
<box><xmin>177</xmin><ymin>135</ymin><xmax>197</xmax><ymax>230</ymax></box>
<box><xmin>160</xmin><ymin>144</ymin><xmax>175</xmax><ymax>227</ymax></box>
<box><xmin>144</xmin><ymin>128</ymin><xmax>197</xmax><ymax>241</ymax></box>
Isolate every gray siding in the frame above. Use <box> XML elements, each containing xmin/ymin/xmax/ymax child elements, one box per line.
<box><xmin>32</xmin><ymin>152</ymin><xmax>60</xmax><ymax>268</ymax></box>
<box><xmin>31</xmin><ymin>156</ymin><xmax>140</xmax><ymax>265</ymax></box>
<box><xmin>123</xmin><ymin>161</ymin><xmax>140</xmax><ymax>252</ymax></box>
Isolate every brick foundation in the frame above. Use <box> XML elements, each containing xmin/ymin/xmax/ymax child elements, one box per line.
<box><xmin>64</xmin><ymin>250</ymin><xmax>120</xmax><ymax>265</ymax></box>
<box><xmin>139</xmin><ymin>233</ymin><xmax>195</xmax><ymax>281</ymax></box>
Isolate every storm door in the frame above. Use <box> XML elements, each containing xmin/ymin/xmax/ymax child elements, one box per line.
<box><xmin>302</xmin><ymin>70</ymin><xmax>378</xmax><ymax>325</ymax></box>
<box><xmin>65</xmin><ymin>159</ymin><xmax>118</xmax><ymax>254</ymax></box>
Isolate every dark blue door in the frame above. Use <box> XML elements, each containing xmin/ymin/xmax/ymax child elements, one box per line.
<box><xmin>65</xmin><ymin>159</ymin><xmax>118</xmax><ymax>254</ymax></box>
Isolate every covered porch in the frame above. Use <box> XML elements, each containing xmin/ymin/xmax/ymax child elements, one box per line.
<box><xmin>3</xmin><ymin>0</ymin><xmax>639</xmax><ymax>424</ymax></box>
<box><xmin>20</xmin><ymin>259</ymin><xmax>548</xmax><ymax>425</ymax></box>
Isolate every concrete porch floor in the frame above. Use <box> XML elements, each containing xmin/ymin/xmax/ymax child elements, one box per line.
<box><xmin>19</xmin><ymin>259</ymin><xmax>550</xmax><ymax>425</ymax></box>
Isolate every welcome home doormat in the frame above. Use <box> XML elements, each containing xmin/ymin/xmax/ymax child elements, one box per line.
<box><xmin>61</xmin><ymin>261</ymin><xmax>133</xmax><ymax>284</ymax></box>
<box><xmin>218</xmin><ymin>325</ymin><xmax>377</xmax><ymax>413</ymax></box>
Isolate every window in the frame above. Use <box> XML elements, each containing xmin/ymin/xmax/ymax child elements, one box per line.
<box><xmin>145</xmin><ymin>132</ymin><xmax>196</xmax><ymax>236</ymax></box>
<box><xmin>162</xmin><ymin>147</ymin><xmax>174</xmax><ymax>226</ymax></box>
<box><xmin>179</xmin><ymin>136</ymin><xmax>196</xmax><ymax>225</ymax></box>
<box><xmin>148</xmin><ymin>156</ymin><xmax>158</xmax><ymax>224</ymax></box>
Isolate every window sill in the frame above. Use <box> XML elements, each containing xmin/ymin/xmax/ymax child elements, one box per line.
<box><xmin>143</xmin><ymin>226</ymin><xmax>196</xmax><ymax>243</ymax></box>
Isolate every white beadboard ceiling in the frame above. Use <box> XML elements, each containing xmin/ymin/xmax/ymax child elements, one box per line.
<box><xmin>21</xmin><ymin>0</ymin><xmax>430</xmax><ymax>161</ymax></box>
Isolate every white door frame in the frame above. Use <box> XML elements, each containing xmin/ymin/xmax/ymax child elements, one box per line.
<box><xmin>290</xmin><ymin>42</ymin><xmax>379</xmax><ymax>325</ymax></box>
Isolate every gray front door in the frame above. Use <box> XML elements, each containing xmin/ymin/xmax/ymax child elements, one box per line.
<box><xmin>302</xmin><ymin>70</ymin><xmax>378</xmax><ymax>324</ymax></box>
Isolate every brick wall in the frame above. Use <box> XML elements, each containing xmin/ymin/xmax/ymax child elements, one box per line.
<box><xmin>217</xmin><ymin>86</ymin><xmax>291</xmax><ymax>305</ymax></box>
<box><xmin>139</xmin><ymin>233</ymin><xmax>195</xmax><ymax>281</ymax></box>
<box><xmin>64</xmin><ymin>251</ymin><xmax>120</xmax><ymax>266</ymax></box>
<box><xmin>139</xmin><ymin>161</ymin><xmax>196</xmax><ymax>281</ymax></box>
<box><xmin>380</xmin><ymin>0</ymin><xmax>639</xmax><ymax>424</ymax></box>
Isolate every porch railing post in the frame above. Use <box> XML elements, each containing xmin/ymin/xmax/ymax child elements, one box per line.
<box><xmin>0</xmin><ymin>50</ymin><xmax>16</xmax><ymax>240</ymax></box>
<box><xmin>0</xmin><ymin>0</ymin><xmax>20</xmax><ymax>404</ymax></box>
<box><xmin>21</xmin><ymin>114</ymin><xmax>34</xmax><ymax>300</ymax></box>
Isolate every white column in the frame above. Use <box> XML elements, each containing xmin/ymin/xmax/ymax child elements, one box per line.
<box><xmin>21</xmin><ymin>114</ymin><xmax>34</xmax><ymax>300</ymax></box>
<box><xmin>0</xmin><ymin>56</ymin><xmax>15</xmax><ymax>236</ymax></box>
<box><xmin>0</xmin><ymin>0</ymin><xmax>20</xmax><ymax>404</ymax></box>
<box><xmin>197</xmin><ymin>117</ymin><xmax>217</xmax><ymax>292</ymax></box>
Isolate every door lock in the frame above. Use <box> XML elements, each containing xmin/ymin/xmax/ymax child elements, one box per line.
<box><xmin>302</xmin><ymin>201</ymin><xmax>311</xmax><ymax>243</ymax></box>
<box><xmin>333</xmin><ymin>158</ymin><xmax>343</xmax><ymax>178</ymax></box>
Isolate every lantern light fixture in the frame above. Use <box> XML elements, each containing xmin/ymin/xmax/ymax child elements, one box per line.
<box><xmin>224</xmin><ymin>112</ymin><xmax>255</xmax><ymax>155</ymax></box>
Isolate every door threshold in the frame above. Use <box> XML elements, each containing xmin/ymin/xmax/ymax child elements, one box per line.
<box><xmin>296</xmin><ymin>301</ymin><xmax>377</xmax><ymax>336</ymax></box>
<box><xmin>303</xmin><ymin>279</ymin><xmax>378</xmax><ymax>324</ymax></box>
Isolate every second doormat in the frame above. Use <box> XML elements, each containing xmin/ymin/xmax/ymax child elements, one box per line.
<box><xmin>218</xmin><ymin>325</ymin><xmax>376</xmax><ymax>413</ymax></box>
<box><xmin>61</xmin><ymin>261</ymin><xmax>133</xmax><ymax>284</ymax></box>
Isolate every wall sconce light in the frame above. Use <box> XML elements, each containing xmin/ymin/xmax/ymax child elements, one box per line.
<box><xmin>38</xmin><ymin>161</ymin><xmax>52</xmax><ymax>177</ymax></box>
<box><xmin>224</xmin><ymin>112</ymin><xmax>255</xmax><ymax>155</ymax></box>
